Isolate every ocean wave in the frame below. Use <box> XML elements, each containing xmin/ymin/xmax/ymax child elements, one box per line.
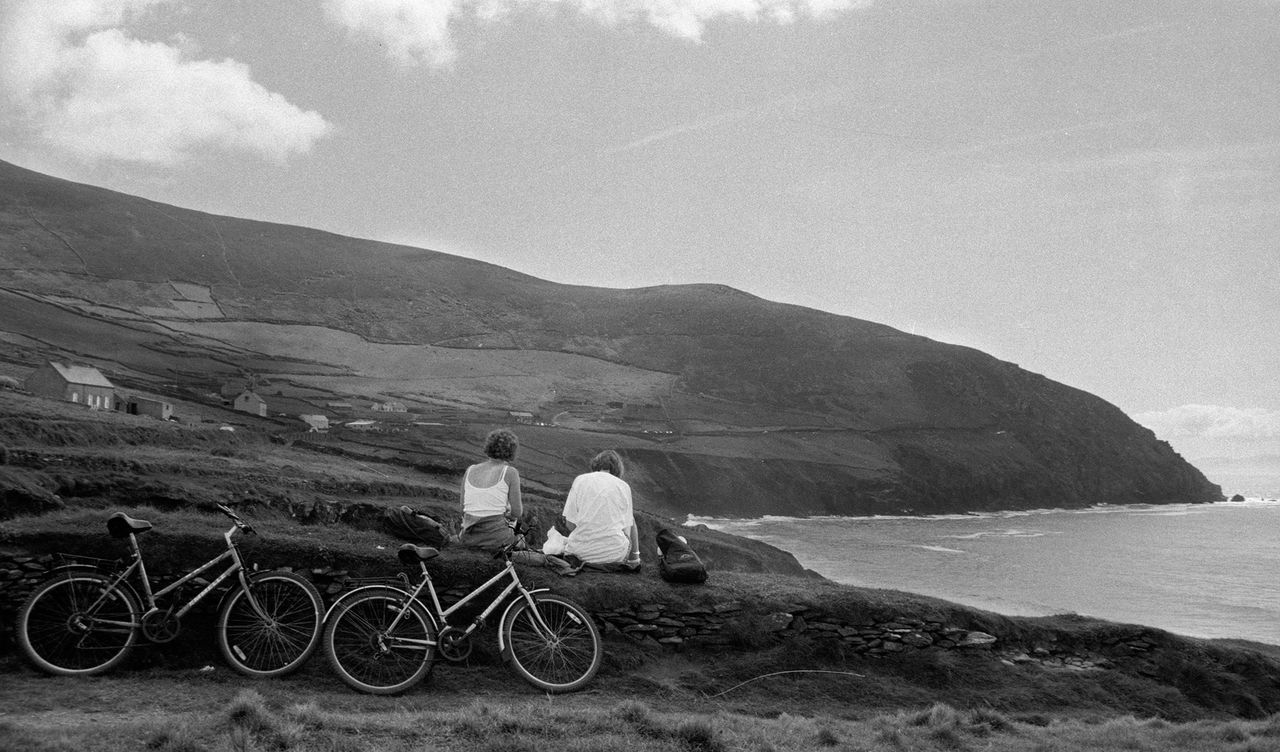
<box><xmin>911</xmin><ymin>545</ymin><xmax>967</xmax><ymax>554</ymax></box>
<box><xmin>690</xmin><ymin>499</ymin><xmax>1277</xmax><ymax>527</ymax></box>
<box><xmin>946</xmin><ymin>529</ymin><xmax>1049</xmax><ymax>540</ymax></box>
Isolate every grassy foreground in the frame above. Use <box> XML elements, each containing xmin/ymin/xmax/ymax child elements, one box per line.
<box><xmin>2</xmin><ymin>658</ymin><xmax>1279</xmax><ymax>752</ymax></box>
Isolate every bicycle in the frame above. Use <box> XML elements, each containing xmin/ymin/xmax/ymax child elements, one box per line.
<box><xmin>16</xmin><ymin>503</ymin><xmax>323</xmax><ymax>678</ymax></box>
<box><xmin>322</xmin><ymin>524</ymin><xmax>602</xmax><ymax>695</ymax></box>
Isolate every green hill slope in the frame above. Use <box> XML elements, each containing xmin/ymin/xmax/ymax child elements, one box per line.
<box><xmin>0</xmin><ymin>158</ymin><xmax>1221</xmax><ymax>516</ymax></box>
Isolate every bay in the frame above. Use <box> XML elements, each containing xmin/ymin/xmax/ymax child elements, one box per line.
<box><xmin>692</xmin><ymin>499</ymin><xmax>1280</xmax><ymax>645</ymax></box>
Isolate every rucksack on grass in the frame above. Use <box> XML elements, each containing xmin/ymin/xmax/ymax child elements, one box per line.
<box><xmin>656</xmin><ymin>527</ymin><xmax>708</xmax><ymax>584</ymax></box>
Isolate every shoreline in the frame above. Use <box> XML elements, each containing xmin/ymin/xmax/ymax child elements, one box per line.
<box><xmin>693</xmin><ymin>501</ymin><xmax>1280</xmax><ymax>646</ymax></box>
<box><xmin>687</xmin><ymin>496</ymin><xmax>1279</xmax><ymax>526</ymax></box>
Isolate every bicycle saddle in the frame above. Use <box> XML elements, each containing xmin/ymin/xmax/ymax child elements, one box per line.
<box><xmin>107</xmin><ymin>512</ymin><xmax>153</xmax><ymax>538</ymax></box>
<box><xmin>397</xmin><ymin>543</ymin><xmax>439</xmax><ymax>565</ymax></box>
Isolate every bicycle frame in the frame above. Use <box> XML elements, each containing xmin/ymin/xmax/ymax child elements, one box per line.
<box><xmin>358</xmin><ymin>557</ymin><xmax>555</xmax><ymax>649</ymax></box>
<box><xmin>83</xmin><ymin>524</ymin><xmax>264</xmax><ymax>629</ymax></box>
<box><xmin>425</xmin><ymin>560</ymin><xmax>536</xmax><ymax>636</ymax></box>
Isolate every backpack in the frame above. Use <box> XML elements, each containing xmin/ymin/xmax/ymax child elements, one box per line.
<box><xmin>383</xmin><ymin>506</ymin><xmax>450</xmax><ymax>548</ymax></box>
<box><xmin>656</xmin><ymin>528</ymin><xmax>708</xmax><ymax>584</ymax></box>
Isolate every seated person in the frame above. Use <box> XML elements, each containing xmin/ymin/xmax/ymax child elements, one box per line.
<box><xmin>560</xmin><ymin>450</ymin><xmax>640</xmax><ymax>566</ymax></box>
<box><xmin>456</xmin><ymin>429</ymin><xmax>522</xmax><ymax>553</ymax></box>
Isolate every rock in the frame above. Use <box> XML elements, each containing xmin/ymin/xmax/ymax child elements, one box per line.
<box><xmin>761</xmin><ymin>612</ymin><xmax>793</xmax><ymax>632</ymax></box>
<box><xmin>900</xmin><ymin>631</ymin><xmax>934</xmax><ymax>648</ymax></box>
<box><xmin>956</xmin><ymin>631</ymin><xmax>998</xmax><ymax>649</ymax></box>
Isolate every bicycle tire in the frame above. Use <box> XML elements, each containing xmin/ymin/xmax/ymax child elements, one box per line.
<box><xmin>323</xmin><ymin>586</ymin><xmax>437</xmax><ymax>695</ymax></box>
<box><xmin>217</xmin><ymin>570</ymin><xmax>323</xmax><ymax>678</ymax></box>
<box><xmin>17</xmin><ymin>571</ymin><xmax>141</xmax><ymax>676</ymax></box>
<box><xmin>501</xmin><ymin>593</ymin><xmax>601</xmax><ymax>693</ymax></box>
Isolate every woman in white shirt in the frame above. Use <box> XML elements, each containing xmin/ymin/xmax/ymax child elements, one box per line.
<box><xmin>561</xmin><ymin>450</ymin><xmax>640</xmax><ymax>566</ymax></box>
<box><xmin>457</xmin><ymin>429</ymin><xmax>523</xmax><ymax>552</ymax></box>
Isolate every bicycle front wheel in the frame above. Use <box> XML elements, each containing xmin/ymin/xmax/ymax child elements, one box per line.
<box><xmin>324</xmin><ymin>587</ymin><xmax>437</xmax><ymax>695</ymax></box>
<box><xmin>501</xmin><ymin>593</ymin><xmax>601</xmax><ymax>693</ymax></box>
<box><xmin>17</xmin><ymin>571</ymin><xmax>141</xmax><ymax>676</ymax></box>
<box><xmin>217</xmin><ymin>571</ymin><xmax>323</xmax><ymax>678</ymax></box>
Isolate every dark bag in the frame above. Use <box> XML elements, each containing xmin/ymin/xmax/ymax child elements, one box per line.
<box><xmin>383</xmin><ymin>506</ymin><xmax>450</xmax><ymax>548</ymax></box>
<box><xmin>656</xmin><ymin>528</ymin><xmax>707</xmax><ymax>584</ymax></box>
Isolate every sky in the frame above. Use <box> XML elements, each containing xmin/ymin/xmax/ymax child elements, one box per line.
<box><xmin>0</xmin><ymin>0</ymin><xmax>1278</xmax><ymax>464</ymax></box>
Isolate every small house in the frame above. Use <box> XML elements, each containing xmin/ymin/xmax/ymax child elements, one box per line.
<box><xmin>122</xmin><ymin>395</ymin><xmax>173</xmax><ymax>421</ymax></box>
<box><xmin>372</xmin><ymin>401</ymin><xmax>407</xmax><ymax>413</ymax></box>
<box><xmin>509</xmin><ymin>410</ymin><xmax>535</xmax><ymax>424</ymax></box>
<box><xmin>233</xmin><ymin>390</ymin><xmax>268</xmax><ymax>417</ymax></box>
<box><xmin>298</xmin><ymin>414</ymin><xmax>329</xmax><ymax>432</ymax></box>
<box><xmin>24</xmin><ymin>361</ymin><xmax>116</xmax><ymax>410</ymax></box>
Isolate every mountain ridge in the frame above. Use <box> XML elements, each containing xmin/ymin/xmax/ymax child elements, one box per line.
<box><xmin>0</xmin><ymin>158</ymin><xmax>1223</xmax><ymax>516</ymax></box>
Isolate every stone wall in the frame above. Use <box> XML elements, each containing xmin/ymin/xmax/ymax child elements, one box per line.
<box><xmin>0</xmin><ymin>552</ymin><xmax>1160</xmax><ymax>671</ymax></box>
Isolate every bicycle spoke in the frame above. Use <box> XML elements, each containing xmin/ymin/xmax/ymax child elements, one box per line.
<box><xmin>18</xmin><ymin>575</ymin><xmax>138</xmax><ymax>676</ymax></box>
<box><xmin>324</xmin><ymin>590</ymin><xmax>434</xmax><ymax>694</ymax></box>
<box><xmin>502</xmin><ymin>595</ymin><xmax>601</xmax><ymax>693</ymax></box>
<box><xmin>218</xmin><ymin>573</ymin><xmax>321</xmax><ymax>678</ymax></box>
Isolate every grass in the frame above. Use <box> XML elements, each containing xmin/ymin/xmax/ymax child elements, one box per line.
<box><xmin>2</xmin><ymin>666</ymin><xmax>1280</xmax><ymax>752</ymax></box>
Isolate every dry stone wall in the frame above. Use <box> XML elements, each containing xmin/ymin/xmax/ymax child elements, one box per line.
<box><xmin>0</xmin><ymin>552</ymin><xmax>1157</xmax><ymax>671</ymax></box>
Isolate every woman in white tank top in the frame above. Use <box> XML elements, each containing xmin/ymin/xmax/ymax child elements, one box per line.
<box><xmin>457</xmin><ymin>429</ymin><xmax>523</xmax><ymax>552</ymax></box>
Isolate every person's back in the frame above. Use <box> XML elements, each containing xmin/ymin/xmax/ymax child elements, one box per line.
<box><xmin>561</xmin><ymin>451</ymin><xmax>639</xmax><ymax>565</ymax></box>
<box><xmin>457</xmin><ymin>430</ymin><xmax>523</xmax><ymax>553</ymax></box>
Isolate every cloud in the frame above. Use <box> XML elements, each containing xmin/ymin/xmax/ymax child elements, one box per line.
<box><xmin>324</xmin><ymin>0</ymin><xmax>870</xmax><ymax>67</ymax></box>
<box><xmin>323</xmin><ymin>0</ymin><xmax>459</xmax><ymax>67</ymax></box>
<box><xmin>1135</xmin><ymin>404</ymin><xmax>1280</xmax><ymax>441</ymax></box>
<box><xmin>0</xmin><ymin>0</ymin><xmax>331</xmax><ymax>166</ymax></box>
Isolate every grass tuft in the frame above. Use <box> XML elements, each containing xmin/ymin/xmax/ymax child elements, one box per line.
<box><xmin>814</xmin><ymin>725</ymin><xmax>841</xmax><ymax>746</ymax></box>
<box><xmin>613</xmin><ymin>699</ymin><xmax>665</xmax><ymax>738</ymax></box>
<box><xmin>144</xmin><ymin>722</ymin><xmax>210</xmax><ymax>752</ymax></box>
<box><xmin>905</xmin><ymin>703</ymin><xmax>962</xmax><ymax>730</ymax></box>
<box><xmin>675</xmin><ymin>718</ymin><xmax>727</xmax><ymax>752</ymax></box>
<box><xmin>225</xmin><ymin>689</ymin><xmax>273</xmax><ymax>734</ymax></box>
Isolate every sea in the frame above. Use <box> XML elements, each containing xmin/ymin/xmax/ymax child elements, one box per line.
<box><xmin>691</xmin><ymin>497</ymin><xmax>1280</xmax><ymax>646</ymax></box>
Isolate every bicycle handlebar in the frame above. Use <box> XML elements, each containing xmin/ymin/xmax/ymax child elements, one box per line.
<box><xmin>494</xmin><ymin>521</ymin><xmax>530</xmax><ymax>560</ymax></box>
<box><xmin>216</xmin><ymin>503</ymin><xmax>257</xmax><ymax>535</ymax></box>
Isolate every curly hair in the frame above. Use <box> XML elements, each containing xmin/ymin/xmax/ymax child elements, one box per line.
<box><xmin>589</xmin><ymin>449</ymin><xmax>624</xmax><ymax>478</ymax></box>
<box><xmin>483</xmin><ymin>429</ymin><xmax>519</xmax><ymax>461</ymax></box>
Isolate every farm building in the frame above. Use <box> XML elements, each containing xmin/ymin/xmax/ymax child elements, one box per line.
<box><xmin>121</xmin><ymin>395</ymin><xmax>173</xmax><ymax>421</ymax></box>
<box><xmin>233</xmin><ymin>390</ymin><xmax>268</xmax><ymax>417</ymax></box>
<box><xmin>25</xmin><ymin>361</ymin><xmax>116</xmax><ymax>410</ymax></box>
<box><xmin>372</xmin><ymin>401</ymin><xmax>407</xmax><ymax>412</ymax></box>
<box><xmin>298</xmin><ymin>414</ymin><xmax>329</xmax><ymax>431</ymax></box>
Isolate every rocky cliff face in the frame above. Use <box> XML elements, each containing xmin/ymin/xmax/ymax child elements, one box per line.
<box><xmin>0</xmin><ymin>159</ymin><xmax>1222</xmax><ymax>517</ymax></box>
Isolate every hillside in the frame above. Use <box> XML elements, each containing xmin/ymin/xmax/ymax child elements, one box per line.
<box><xmin>0</xmin><ymin>158</ymin><xmax>1222</xmax><ymax>516</ymax></box>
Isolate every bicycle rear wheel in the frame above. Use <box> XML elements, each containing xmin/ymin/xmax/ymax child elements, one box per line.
<box><xmin>323</xmin><ymin>587</ymin><xmax>437</xmax><ymax>695</ymax></box>
<box><xmin>501</xmin><ymin>593</ymin><xmax>601</xmax><ymax>693</ymax></box>
<box><xmin>217</xmin><ymin>571</ymin><xmax>323</xmax><ymax>678</ymax></box>
<box><xmin>17</xmin><ymin>571</ymin><xmax>141</xmax><ymax>676</ymax></box>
